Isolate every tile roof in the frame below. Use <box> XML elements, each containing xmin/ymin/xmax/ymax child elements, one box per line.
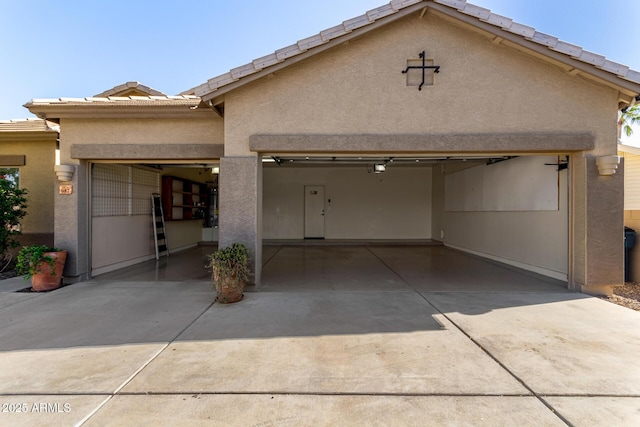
<box><xmin>24</xmin><ymin>95</ymin><xmax>201</xmax><ymax>108</ymax></box>
<box><xmin>184</xmin><ymin>0</ymin><xmax>640</xmax><ymax>98</ymax></box>
<box><xmin>94</xmin><ymin>81</ymin><xmax>167</xmax><ymax>97</ymax></box>
<box><xmin>0</xmin><ymin>118</ymin><xmax>60</xmax><ymax>133</ymax></box>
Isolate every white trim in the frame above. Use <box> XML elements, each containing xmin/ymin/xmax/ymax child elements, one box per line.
<box><xmin>619</xmin><ymin>143</ymin><xmax>640</xmax><ymax>156</ymax></box>
<box><xmin>91</xmin><ymin>254</ymin><xmax>157</xmax><ymax>276</ymax></box>
<box><xmin>170</xmin><ymin>243</ymin><xmax>199</xmax><ymax>253</ymax></box>
<box><xmin>445</xmin><ymin>243</ymin><xmax>568</xmax><ymax>281</ymax></box>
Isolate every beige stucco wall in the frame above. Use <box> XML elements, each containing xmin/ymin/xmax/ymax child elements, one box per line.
<box><xmin>0</xmin><ymin>139</ymin><xmax>55</xmax><ymax>237</ymax></box>
<box><xmin>263</xmin><ymin>166</ymin><xmax>432</xmax><ymax>239</ymax></box>
<box><xmin>220</xmin><ymin>10</ymin><xmax>619</xmax><ymax>289</ymax></box>
<box><xmin>224</xmin><ymin>11</ymin><xmax>618</xmax><ymax>156</ymax></box>
<box><xmin>432</xmin><ymin>160</ymin><xmax>569</xmax><ymax>280</ymax></box>
<box><xmin>59</xmin><ymin>116</ymin><xmax>223</xmax><ymax>163</ymax></box>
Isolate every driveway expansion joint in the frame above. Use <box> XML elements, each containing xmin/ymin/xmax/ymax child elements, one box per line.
<box><xmin>364</xmin><ymin>246</ymin><xmax>574</xmax><ymax>427</ymax></box>
<box><xmin>75</xmin><ymin>299</ymin><xmax>217</xmax><ymax>426</ymax></box>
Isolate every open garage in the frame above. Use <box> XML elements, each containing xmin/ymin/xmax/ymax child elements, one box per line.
<box><xmin>25</xmin><ymin>1</ymin><xmax>639</xmax><ymax>295</ymax></box>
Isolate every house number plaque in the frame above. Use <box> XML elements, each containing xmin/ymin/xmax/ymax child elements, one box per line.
<box><xmin>59</xmin><ymin>185</ymin><xmax>73</xmax><ymax>195</ymax></box>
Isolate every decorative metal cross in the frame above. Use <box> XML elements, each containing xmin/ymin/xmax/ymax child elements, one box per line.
<box><xmin>402</xmin><ymin>51</ymin><xmax>440</xmax><ymax>91</ymax></box>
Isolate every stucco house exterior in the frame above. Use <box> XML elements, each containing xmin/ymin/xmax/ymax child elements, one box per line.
<box><xmin>0</xmin><ymin>119</ymin><xmax>58</xmax><ymax>250</ymax></box>
<box><xmin>22</xmin><ymin>0</ymin><xmax>640</xmax><ymax>295</ymax></box>
<box><xmin>619</xmin><ymin>143</ymin><xmax>640</xmax><ymax>281</ymax></box>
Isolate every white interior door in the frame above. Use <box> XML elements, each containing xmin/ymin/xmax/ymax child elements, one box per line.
<box><xmin>304</xmin><ymin>185</ymin><xmax>325</xmax><ymax>238</ymax></box>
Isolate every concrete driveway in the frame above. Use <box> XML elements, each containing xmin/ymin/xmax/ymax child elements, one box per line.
<box><xmin>1</xmin><ymin>245</ymin><xmax>640</xmax><ymax>426</ymax></box>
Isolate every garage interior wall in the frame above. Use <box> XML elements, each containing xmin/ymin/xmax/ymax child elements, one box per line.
<box><xmin>432</xmin><ymin>157</ymin><xmax>569</xmax><ymax>280</ymax></box>
<box><xmin>263</xmin><ymin>166</ymin><xmax>433</xmax><ymax>240</ymax></box>
<box><xmin>91</xmin><ymin>164</ymin><xmax>159</xmax><ymax>275</ymax></box>
<box><xmin>91</xmin><ymin>164</ymin><xmax>216</xmax><ymax>275</ymax></box>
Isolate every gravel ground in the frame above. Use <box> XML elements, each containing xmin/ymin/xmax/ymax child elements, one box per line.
<box><xmin>601</xmin><ymin>282</ymin><xmax>640</xmax><ymax>311</ymax></box>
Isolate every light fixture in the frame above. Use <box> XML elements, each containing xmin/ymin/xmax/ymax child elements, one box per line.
<box><xmin>373</xmin><ymin>163</ymin><xmax>386</xmax><ymax>174</ymax></box>
<box><xmin>211</xmin><ymin>166</ymin><xmax>220</xmax><ymax>174</ymax></box>
<box><xmin>55</xmin><ymin>164</ymin><xmax>75</xmax><ymax>182</ymax></box>
<box><xmin>596</xmin><ymin>155</ymin><xmax>620</xmax><ymax>176</ymax></box>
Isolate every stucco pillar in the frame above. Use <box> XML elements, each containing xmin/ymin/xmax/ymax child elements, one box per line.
<box><xmin>218</xmin><ymin>156</ymin><xmax>262</xmax><ymax>287</ymax></box>
<box><xmin>54</xmin><ymin>160</ymin><xmax>90</xmax><ymax>283</ymax></box>
<box><xmin>570</xmin><ymin>154</ymin><xmax>624</xmax><ymax>295</ymax></box>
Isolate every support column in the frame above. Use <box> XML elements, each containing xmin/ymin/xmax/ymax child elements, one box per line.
<box><xmin>54</xmin><ymin>160</ymin><xmax>90</xmax><ymax>283</ymax></box>
<box><xmin>570</xmin><ymin>154</ymin><xmax>624</xmax><ymax>295</ymax></box>
<box><xmin>219</xmin><ymin>156</ymin><xmax>262</xmax><ymax>287</ymax></box>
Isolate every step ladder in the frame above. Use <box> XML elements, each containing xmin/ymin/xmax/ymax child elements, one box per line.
<box><xmin>151</xmin><ymin>193</ymin><xmax>169</xmax><ymax>259</ymax></box>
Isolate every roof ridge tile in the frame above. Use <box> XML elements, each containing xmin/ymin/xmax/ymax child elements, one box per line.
<box><xmin>461</xmin><ymin>3</ymin><xmax>491</xmax><ymax>20</ymax></box>
<box><xmin>343</xmin><ymin>14</ymin><xmax>372</xmax><ymax>32</ymax></box>
<box><xmin>600</xmin><ymin>60</ymin><xmax>629</xmax><ymax>77</ymax></box>
<box><xmin>434</xmin><ymin>0</ymin><xmax>467</xmax><ymax>9</ymax></box>
<box><xmin>506</xmin><ymin>22</ymin><xmax>536</xmax><ymax>38</ymax></box>
<box><xmin>275</xmin><ymin>44</ymin><xmax>306</xmax><ymax>60</ymax></box>
<box><xmin>551</xmin><ymin>40</ymin><xmax>583</xmax><ymax>58</ymax></box>
<box><xmin>231</xmin><ymin>63</ymin><xmax>259</xmax><ymax>79</ymax></box>
<box><xmin>253</xmin><ymin>53</ymin><xmax>283</xmax><ymax>70</ymax></box>
<box><xmin>482</xmin><ymin>13</ymin><xmax>512</xmax><ymax>29</ymax></box>
<box><xmin>391</xmin><ymin>0</ymin><xmax>423</xmax><ymax>10</ymax></box>
<box><xmin>531</xmin><ymin>31</ymin><xmax>559</xmax><ymax>48</ymax></box>
<box><xmin>207</xmin><ymin>73</ymin><xmax>238</xmax><ymax>90</ymax></box>
<box><xmin>578</xmin><ymin>50</ymin><xmax>607</xmax><ymax>67</ymax></box>
<box><xmin>320</xmin><ymin>23</ymin><xmax>350</xmax><ymax>41</ymax></box>
<box><xmin>297</xmin><ymin>34</ymin><xmax>327</xmax><ymax>51</ymax></box>
<box><xmin>366</xmin><ymin>4</ymin><xmax>396</xmax><ymax>21</ymax></box>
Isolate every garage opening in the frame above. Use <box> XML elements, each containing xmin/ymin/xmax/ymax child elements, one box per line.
<box><xmin>261</xmin><ymin>154</ymin><xmax>569</xmax><ymax>282</ymax></box>
<box><xmin>90</xmin><ymin>162</ymin><xmax>219</xmax><ymax>277</ymax></box>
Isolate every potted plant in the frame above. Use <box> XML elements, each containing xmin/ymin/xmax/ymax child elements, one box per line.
<box><xmin>206</xmin><ymin>243</ymin><xmax>250</xmax><ymax>303</ymax></box>
<box><xmin>16</xmin><ymin>245</ymin><xmax>67</xmax><ymax>292</ymax></box>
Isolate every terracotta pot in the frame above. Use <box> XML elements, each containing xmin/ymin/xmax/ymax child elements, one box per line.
<box><xmin>213</xmin><ymin>268</ymin><xmax>245</xmax><ymax>303</ymax></box>
<box><xmin>31</xmin><ymin>251</ymin><xmax>67</xmax><ymax>292</ymax></box>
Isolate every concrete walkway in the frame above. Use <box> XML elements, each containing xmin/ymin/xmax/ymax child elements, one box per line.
<box><xmin>1</xmin><ymin>245</ymin><xmax>640</xmax><ymax>426</ymax></box>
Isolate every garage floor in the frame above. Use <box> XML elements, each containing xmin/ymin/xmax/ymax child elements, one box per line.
<box><xmin>95</xmin><ymin>243</ymin><xmax>567</xmax><ymax>293</ymax></box>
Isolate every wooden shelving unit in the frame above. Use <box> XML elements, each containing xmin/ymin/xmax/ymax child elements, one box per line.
<box><xmin>161</xmin><ymin>176</ymin><xmax>207</xmax><ymax>221</ymax></box>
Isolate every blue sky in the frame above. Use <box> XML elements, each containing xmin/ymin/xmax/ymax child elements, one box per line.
<box><xmin>1</xmin><ymin>0</ymin><xmax>639</xmax><ymax>142</ymax></box>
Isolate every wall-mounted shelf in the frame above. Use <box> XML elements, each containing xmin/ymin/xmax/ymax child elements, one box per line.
<box><xmin>161</xmin><ymin>176</ymin><xmax>207</xmax><ymax>221</ymax></box>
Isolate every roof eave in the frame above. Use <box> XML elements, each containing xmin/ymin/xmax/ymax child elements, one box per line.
<box><xmin>0</xmin><ymin>132</ymin><xmax>59</xmax><ymax>142</ymax></box>
<box><xmin>196</xmin><ymin>2</ymin><xmax>429</xmax><ymax>103</ymax></box>
<box><xmin>428</xmin><ymin>3</ymin><xmax>640</xmax><ymax>101</ymax></box>
<box><xmin>192</xmin><ymin>0</ymin><xmax>640</xmax><ymax>106</ymax></box>
<box><xmin>24</xmin><ymin>102</ymin><xmax>217</xmax><ymax>120</ymax></box>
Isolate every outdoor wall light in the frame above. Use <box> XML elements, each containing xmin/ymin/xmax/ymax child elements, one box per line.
<box><xmin>373</xmin><ymin>163</ymin><xmax>386</xmax><ymax>173</ymax></box>
<box><xmin>596</xmin><ymin>155</ymin><xmax>620</xmax><ymax>176</ymax></box>
<box><xmin>54</xmin><ymin>164</ymin><xmax>75</xmax><ymax>182</ymax></box>
<box><xmin>211</xmin><ymin>166</ymin><xmax>220</xmax><ymax>174</ymax></box>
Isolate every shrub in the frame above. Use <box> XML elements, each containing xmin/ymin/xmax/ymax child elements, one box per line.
<box><xmin>0</xmin><ymin>173</ymin><xmax>28</xmax><ymax>269</ymax></box>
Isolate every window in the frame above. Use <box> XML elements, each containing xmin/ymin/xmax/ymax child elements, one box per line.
<box><xmin>91</xmin><ymin>164</ymin><xmax>159</xmax><ymax>217</ymax></box>
<box><xmin>0</xmin><ymin>168</ymin><xmax>20</xmax><ymax>187</ymax></box>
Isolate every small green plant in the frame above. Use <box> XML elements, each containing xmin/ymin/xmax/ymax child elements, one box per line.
<box><xmin>16</xmin><ymin>245</ymin><xmax>62</xmax><ymax>280</ymax></box>
<box><xmin>206</xmin><ymin>243</ymin><xmax>251</xmax><ymax>286</ymax></box>
<box><xmin>620</xmin><ymin>104</ymin><xmax>640</xmax><ymax>138</ymax></box>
